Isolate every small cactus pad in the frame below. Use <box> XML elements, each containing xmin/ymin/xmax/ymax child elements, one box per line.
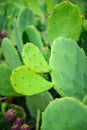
<box><xmin>49</xmin><ymin>37</ymin><xmax>87</xmax><ymax>100</ymax></box>
<box><xmin>22</xmin><ymin>43</ymin><xmax>50</xmax><ymax>73</ymax></box>
<box><xmin>41</xmin><ymin>97</ymin><xmax>87</xmax><ymax>130</ymax></box>
<box><xmin>2</xmin><ymin>38</ymin><xmax>22</xmax><ymax>70</ymax></box>
<box><xmin>10</xmin><ymin>66</ymin><xmax>52</xmax><ymax>95</ymax></box>
<box><xmin>48</xmin><ymin>1</ymin><xmax>83</xmax><ymax>43</ymax></box>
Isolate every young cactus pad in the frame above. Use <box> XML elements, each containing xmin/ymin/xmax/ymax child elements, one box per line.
<box><xmin>48</xmin><ymin>1</ymin><xmax>83</xmax><ymax>43</ymax></box>
<box><xmin>41</xmin><ymin>97</ymin><xmax>87</xmax><ymax>130</ymax></box>
<box><xmin>10</xmin><ymin>66</ymin><xmax>52</xmax><ymax>95</ymax></box>
<box><xmin>49</xmin><ymin>37</ymin><xmax>87</xmax><ymax>100</ymax></box>
<box><xmin>22</xmin><ymin>43</ymin><xmax>50</xmax><ymax>73</ymax></box>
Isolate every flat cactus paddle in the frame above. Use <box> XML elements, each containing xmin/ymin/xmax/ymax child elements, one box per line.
<box><xmin>22</xmin><ymin>43</ymin><xmax>51</xmax><ymax>73</ymax></box>
<box><xmin>10</xmin><ymin>66</ymin><xmax>52</xmax><ymax>96</ymax></box>
<box><xmin>49</xmin><ymin>37</ymin><xmax>87</xmax><ymax>100</ymax></box>
<box><xmin>41</xmin><ymin>97</ymin><xmax>87</xmax><ymax>130</ymax></box>
<box><xmin>48</xmin><ymin>1</ymin><xmax>83</xmax><ymax>44</ymax></box>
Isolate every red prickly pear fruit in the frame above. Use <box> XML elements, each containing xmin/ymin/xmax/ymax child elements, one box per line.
<box><xmin>0</xmin><ymin>30</ymin><xmax>7</xmax><ymax>39</ymax></box>
<box><xmin>11</xmin><ymin>124</ymin><xmax>20</xmax><ymax>130</ymax></box>
<box><xmin>4</xmin><ymin>109</ymin><xmax>16</xmax><ymax>122</ymax></box>
<box><xmin>13</xmin><ymin>117</ymin><xmax>24</xmax><ymax>126</ymax></box>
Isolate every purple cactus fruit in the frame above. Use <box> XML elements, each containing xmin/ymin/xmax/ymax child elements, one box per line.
<box><xmin>4</xmin><ymin>109</ymin><xmax>16</xmax><ymax>122</ymax></box>
<box><xmin>11</xmin><ymin>124</ymin><xmax>20</xmax><ymax>130</ymax></box>
<box><xmin>20</xmin><ymin>124</ymin><xmax>31</xmax><ymax>130</ymax></box>
<box><xmin>13</xmin><ymin>117</ymin><xmax>24</xmax><ymax>126</ymax></box>
<box><xmin>0</xmin><ymin>30</ymin><xmax>7</xmax><ymax>39</ymax></box>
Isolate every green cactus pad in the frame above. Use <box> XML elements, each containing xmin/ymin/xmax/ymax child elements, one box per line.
<box><xmin>24</xmin><ymin>25</ymin><xmax>44</xmax><ymax>51</ymax></box>
<box><xmin>41</xmin><ymin>97</ymin><xmax>87</xmax><ymax>130</ymax></box>
<box><xmin>0</xmin><ymin>65</ymin><xmax>21</xmax><ymax>96</ymax></box>
<box><xmin>48</xmin><ymin>1</ymin><xmax>83</xmax><ymax>43</ymax></box>
<box><xmin>27</xmin><ymin>0</ymin><xmax>44</xmax><ymax>15</ymax></box>
<box><xmin>14</xmin><ymin>19</ymin><xmax>23</xmax><ymax>55</ymax></box>
<box><xmin>26</xmin><ymin>91</ymin><xmax>53</xmax><ymax>118</ymax></box>
<box><xmin>49</xmin><ymin>37</ymin><xmax>87</xmax><ymax>100</ymax></box>
<box><xmin>22</xmin><ymin>43</ymin><xmax>51</xmax><ymax>73</ymax></box>
<box><xmin>18</xmin><ymin>8</ymin><xmax>34</xmax><ymax>33</ymax></box>
<box><xmin>2</xmin><ymin>38</ymin><xmax>22</xmax><ymax>70</ymax></box>
<box><xmin>10</xmin><ymin>66</ymin><xmax>52</xmax><ymax>95</ymax></box>
<box><xmin>14</xmin><ymin>7</ymin><xmax>34</xmax><ymax>55</ymax></box>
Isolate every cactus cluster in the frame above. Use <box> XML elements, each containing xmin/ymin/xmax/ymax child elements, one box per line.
<box><xmin>0</xmin><ymin>0</ymin><xmax>87</xmax><ymax>130</ymax></box>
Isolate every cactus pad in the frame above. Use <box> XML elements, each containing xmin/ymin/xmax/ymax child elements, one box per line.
<box><xmin>2</xmin><ymin>38</ymin><xmax>22</xmax><ymax>70</ymax></box>
<box><xmin>10</xmin><ymin>66</ymin><xmax>52</xmax><ymax>95</ymax></box>
<box><xmin>26</xmin><ymin>91</ymin><xmax>53</xmax><ymax>118</ymax></box>
<box><xmin>41</xmin><ymin>97</ymin><xmax>87</xmax><ymax>130</ymax></box>
<box><xmin>49</xmin><ymin>37</ymin><xmax>87</xmax><ymax>100</ymax></box>
<box><xmin>19</xmin><ymin>8</ymin><xmax>34</xmax><ymax>33</ymax></box>
<box><xmin>0</xmin><ymin>65</ymin><xmax>21</xmax><ymax>96</ymax></box>
<box><xmin>24</xmin><ymin>25</ymin><xmax>44</xmax><ymax>50</ymax></box>
<box><xmin>48</xmin><ymin>1</ymin><xmax>83</xmax><ymax>43</ymax></box>
<box><xmin>22</xmin><ymin>43</ymin><xmax>50</xmax><ymax>73</ymax></box>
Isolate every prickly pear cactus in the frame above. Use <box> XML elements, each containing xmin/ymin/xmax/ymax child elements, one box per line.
<box><xmin>14</xmin><ymin>19</ymin><xmax>23</xmax><ymax>55</ymax></box>
<box><xmin>26</xmin><ymin>91</ymin><xmax>53</xmax><ymax>118</ymax></box>
<box><xmin>18</xmin><ymin>8</ymin><xmax>34</xmax><ymax>33</ymax></box>
<box><xmin>27</xmin><ymin>0</ymin><xmax>45</xmax><ymax>15</ymax></box>
<box><xmin>22</xmin><ymin>43</ymin><xmax>50</xmax><ymax>73</ymax></box>
<box><xmin>41</xmin><ymin>97</ymin><xmax>87</xmax><ymax>130</ymax></box>
<box><xmin>2</xmin><ymin>38</ymin><xmax>22</xmax><ymax>70</ymax></box>
<box><xmin>48</xmin><ymin>1</ymin><xmax>83</xmax><ymax>43</ymax></box>
<box><xmin>14</xmin><ymin>8</ymin><xmax>34</xmax><ymax>55</ymax></box>
<box><xmin>49</xmin><ymin>37</ymin><xmax>87</xmax><ymax>100</ymax></box>
<box><xmin>24</xmin><ymin>25</ymin><xmax>44</xmax><ymax>51</ymax></box>
<box><xmin>10</xmin><ymin>66</ymin><xmax>52</xmax><ymax>95</ymax></box>
<box><xmin>0</xmin><ymin>65</ymin><xmax>21</xmax><ymax>96</ymax></box>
